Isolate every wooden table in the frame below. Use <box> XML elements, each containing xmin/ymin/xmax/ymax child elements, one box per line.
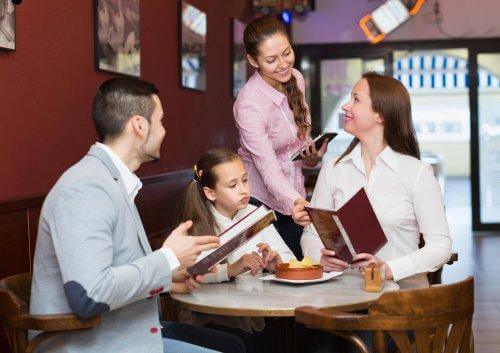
<box><xmin>170</xmin><ymin>273</ymin><xmax>399</xmax><ymax>352</ymax></box>
<box><xmin>171</xmin><ymin>273</ymin><xmax>398</xmax><ymax>317</ymax></box>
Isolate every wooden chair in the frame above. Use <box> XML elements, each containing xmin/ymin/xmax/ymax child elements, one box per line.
<box><xmin>295</xmin><ymin>276</ymin><xmax>474</xmax><ymax>353</ymax></box>
<box><xmin>0</xmin><ymin>273</ymin><xmax>101</xmax><ymax>353</ymax></box>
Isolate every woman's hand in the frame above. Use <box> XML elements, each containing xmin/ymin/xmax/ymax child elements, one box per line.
<box><xmin>228</xmin><ymin>252</ymin><xmax>265</xmax><ymax>278</ymax></box>
<box><xmin>292</xmin><ymin>198</ymin><xmax>311</xmax><ymax>226</ymax></box>
<box><xmin>301</xmin><ymin>138</ymin><xmax>329</xmax><ymax>167</ymax></box>
<box><xmin>320</xmin><ymin>248</ymin><xmax>349</xmax><ymax>272</ymax></box>
<box><xmin>350</xmin><ymin>253</ymin><xmax>393</xmax><ymax>280</ymax></box>
<box><xmin>256</xmin><ymin>243</ymin><xmax>282</xmax><ymax>273</ymax></box>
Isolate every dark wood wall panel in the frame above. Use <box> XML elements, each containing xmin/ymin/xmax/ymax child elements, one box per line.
<box><xmin>136</xmin><ymin>169</ymin><xmax>193</xmax><ymax>249</ymax></box>
<box><xmin>0</xmin><ymin>211</ymin><xmax>30</xmax><ymax>279</ymax></box>
<box><xmin>28</xmin><ymin>208</ymin><xmax>41</xmax><ymax>272</ymax></box>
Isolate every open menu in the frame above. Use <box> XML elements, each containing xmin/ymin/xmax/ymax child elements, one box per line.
<box><xmin>305</xmin><ymin>188</ymin><xmax>387</xmax><ymax>263</ymax></box>
<box><xmin>187</xmin><ymin>205</ymin><xmax>277</xmax><ymax>277</ymax></box>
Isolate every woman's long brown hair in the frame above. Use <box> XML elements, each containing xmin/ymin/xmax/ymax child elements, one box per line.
<box><xmin>336</xmin><ymin>72</ymin><xmax>420</xmax><ymax>164</ymax></box>
<box><xmin>244</xmin><ymin>16</ymin><xmax>310</xmax><ymax>139</ymax></box>
<box><xmin>173</xmin><ymin>148</ymin><xmax>241</xmax><ymax>236</ymax></box>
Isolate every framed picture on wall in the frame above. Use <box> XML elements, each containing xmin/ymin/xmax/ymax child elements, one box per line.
<box><xmin>179</xmin><ymin>1</ymin><xmax>207</xmax><ymax>91</ymax></box>
<box><xmin>0</xmin><ymin>0</ymin><xmax>16</xmax><ymax>51</ymax></box>
<box><xmin>94</xmin><ymin>0</ymin><xmax>141</xmax><ymax>77</ymax></box>
<box><xmin>231</xmin><ymin>18</ymin><xmax>247</xmax><ymax>97</ymax></box>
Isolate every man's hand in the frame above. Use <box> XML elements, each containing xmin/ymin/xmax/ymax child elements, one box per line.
<box><xmin>292</xmin><ymin>198</ymin><xmax>311</xmax><ymax>227</ymax></box>
<box><xmin>170</xmin><ymin>275</ymin><xmax>204</xmax><ymax>294</ymax></box>
<box><xmin>256</xmin><ymin>243</ymin><xmax>282</xmax><ymax>273</ymax></box>
<box><xmin>162</xmin><ymin>221</ymin><xmax>220</xmax><ymax>269</ymax></box>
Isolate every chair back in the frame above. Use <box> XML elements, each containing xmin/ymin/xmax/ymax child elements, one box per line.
<box><xmin>296</xmin><ymin>276</ymin><xmax>474</xmax><ymax>353</ymax></box>
<box><xmin>0</xmin><ymin>273</ymin><xmax>32</xmax><ymax>353</ymax></box>
<box><xmin>370</xmin><ymin>276</ymin><xmax>474</xmax><ymax>353</ymax></box>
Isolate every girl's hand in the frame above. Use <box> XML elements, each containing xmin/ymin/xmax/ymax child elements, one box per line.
<box><xmin>320</xmin><ymin>248</ymin><xmax>349</xmax><ymax>272</ymax></box>
<box><xmin>301</xmin><ymin>138</ymin><xmax>329</xmax><ymax>167</ymax></box>
<box><xmin>228</xmin><ymin>252</ymin><xmax>265</xmax><ymax>278</ymax></box>
<box><xmin>351</xmin><ymin>253</ymin><xmax>393</xmax><ymax>280</ymax></box>
<box><xmin>292</xmin><ymin>198</ymin><xmax>311</xmax><ymax>226</ymax></box>
<box><xmin>256</xmin><ymin>243</ymin><xmax>283</xmax><ymax>273</ymax></box>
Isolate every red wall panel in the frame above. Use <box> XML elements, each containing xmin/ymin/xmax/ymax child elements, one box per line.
<box><xmin>0</xmin><ymin>0</ymin><xmax>252</xmax><ymax>202</ymax></box>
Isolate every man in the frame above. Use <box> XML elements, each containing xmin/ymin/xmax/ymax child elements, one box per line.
<box><xmin>30</xmin><ymin>78</ymin><xmax>245</xmax><ymax>353</ymax></box>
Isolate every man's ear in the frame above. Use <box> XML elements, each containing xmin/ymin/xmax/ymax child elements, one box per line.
<box><xmin>203</xmin><ymin>186</ymin><xmax>216</xmax><ymax>202</ymax></box>
<box><xmin>247</xmin><ymin>54</ymin><xmax>259</xmax><ymax>69</ymax></box>
<box><xmin>130</xmin><ymin>115</ymin><xmax>148</xmax><ymax>138</ymax></box>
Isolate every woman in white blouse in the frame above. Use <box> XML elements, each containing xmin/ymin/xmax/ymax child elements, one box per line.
<box><xmin>293</xmin><ymin>72</ymin><xmax>452</xmax><ymax>289</ymax></box>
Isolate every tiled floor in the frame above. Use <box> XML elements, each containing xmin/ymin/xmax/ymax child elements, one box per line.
<box><xmin>441</xmin><ymin>177</ymin><xmax>500</xmax><ymax>352</ymax></box>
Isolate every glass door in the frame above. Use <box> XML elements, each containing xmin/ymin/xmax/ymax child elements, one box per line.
<box><xmin>473</xmin><ymin>52</ymin><xmax>500</xmax><ymax>229</ymax></box>
<box><xmin>319</xmin><ymin>57</ymin><xmax>385</xmax><ymax>159</ymax></box>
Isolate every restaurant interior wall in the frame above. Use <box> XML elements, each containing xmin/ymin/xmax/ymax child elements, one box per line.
<box><xmin>0</xmin><ymin>0</ymin><xmax>253</xmax><ymax>203</ymax></box>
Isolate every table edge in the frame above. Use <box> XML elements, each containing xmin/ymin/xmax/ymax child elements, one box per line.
<box><xmin>169</xmin><ymin>296</ymin><xmax>379</xmax><ymax>317</ymax></box>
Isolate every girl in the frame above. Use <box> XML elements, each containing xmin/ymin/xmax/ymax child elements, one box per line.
<box><xmin>233</xmin><ymin>16</ymin><xmax>330</xmax><ymax>260</ymax></box>
<box><xmin>175</xmin><ymin>148</ymin><xmax>294</xmax><ymax>353</ymax></box>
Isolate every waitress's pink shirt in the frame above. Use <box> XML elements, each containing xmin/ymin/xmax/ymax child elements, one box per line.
<box><xmin>233</xmin><ymin>69</ymin><xmax>311</xmax><ymax>215</ymax></box>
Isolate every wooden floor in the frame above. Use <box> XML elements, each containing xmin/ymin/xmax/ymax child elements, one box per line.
<box><xmin>441</xmin><ymin>177</ymin><xmax>500</xmax><ymax>353</ymax></box>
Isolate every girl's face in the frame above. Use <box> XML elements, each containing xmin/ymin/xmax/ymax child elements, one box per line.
<box><xmin>341</xmin><ymin>78</ymin><xmax>383</xmax><ymax>138</ymax></box>
<box><xmin>248</xmin><ymin>33</ymin><xmax>295</xmax><ymax>88</ymax></box>
<box><xmin>204</xmin><ymin>159</ymin><xmax>250</xmax><ymax>218</ymax></box>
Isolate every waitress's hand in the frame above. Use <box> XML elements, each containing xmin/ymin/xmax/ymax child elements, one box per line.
<box><xmin>292</xmin><ymin>198</ymin><xmax>311</xmax><ymax>226</ymax></box>
<box><xmin>350</xmin><ymin>253</ymin><xmax>393</xmax><ymax>280</ymax></box>
<box><xmin>320</xmin><ymin>248</ymin><xmax>350</xmax><ymax>272</ymax></box>
<box><xmin>301</xmin><ymin>138</ymin><xmax>329</xmax><ymax>167</ymax></box>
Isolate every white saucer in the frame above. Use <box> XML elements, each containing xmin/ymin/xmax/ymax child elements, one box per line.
<box><xmin>259</xmin><ymin>271</ymin><xmax>343</xmax><ymax>284</ymax></box>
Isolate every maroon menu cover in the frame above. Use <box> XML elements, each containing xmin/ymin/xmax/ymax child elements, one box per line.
<box><xmin>187</xmin><ymin>206</ymin><xmax>277</xmax><ymax>277</ymax></box>
<box><xmin>305</xmin><ymin>188</ymin><xmax>387</xmax><ymax>264</ymax></box>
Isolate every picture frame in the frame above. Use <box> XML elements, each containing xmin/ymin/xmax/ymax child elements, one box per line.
<box><xmin>94</xmin><ymin>0</ymin><xmax>141</xmax><ymax>77</ymax></box>
<box><xmin>0</xmin><ymin>0</ymin><xmax>16</xmax><ymax>51</ymax></box>
<box><xmin>231</xmin><ymin>18</ymin><xmax>247</xmax><ymax>97</ymax></box>
<box><xmin>179</xmin><ymin>0</ymin><xmax>207</xmax><ymax>91</ymax></box>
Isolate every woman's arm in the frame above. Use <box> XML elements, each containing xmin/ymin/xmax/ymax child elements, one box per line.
<box><xmin>386</xmin><ymin>164</ymin><xmax>453</xmax><ymax>282</ymax></box>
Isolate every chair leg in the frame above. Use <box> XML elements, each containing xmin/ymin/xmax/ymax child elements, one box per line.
<box><xmin>328</xmin><ymin>330</ymin><xmax>370</xmax><ymax>353</ymax></box>
<box><xmin>373</xmin><ymin>330</ymin><xmax>387</xmax><ymax>353</ymax></box>
<box><xmin>26</xmin><ymin>331</ymin><xmax>60</xmax><ymax>353</ymax></box>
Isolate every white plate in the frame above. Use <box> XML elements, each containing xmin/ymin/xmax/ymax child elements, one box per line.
<box><xmin>259</xmin><ymin>271</ymin><xmax>343</xmax><ymax>284</ymax></box>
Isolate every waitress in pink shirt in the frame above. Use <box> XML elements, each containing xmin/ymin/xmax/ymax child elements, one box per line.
<box><xmin>233</xmin><ymin>16</ymin><xmax>328</xmax><ymax>259</ymax></box>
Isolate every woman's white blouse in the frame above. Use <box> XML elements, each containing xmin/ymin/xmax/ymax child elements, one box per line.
<box><xmin>300</xmin><ymin>144</ymin><xmax>453</xmax><ymax>289</ymax></box>
<box><xmin>202</xmin><ymin>204</ymin><xmax>295</xmax><ymax>283</ymax></box>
